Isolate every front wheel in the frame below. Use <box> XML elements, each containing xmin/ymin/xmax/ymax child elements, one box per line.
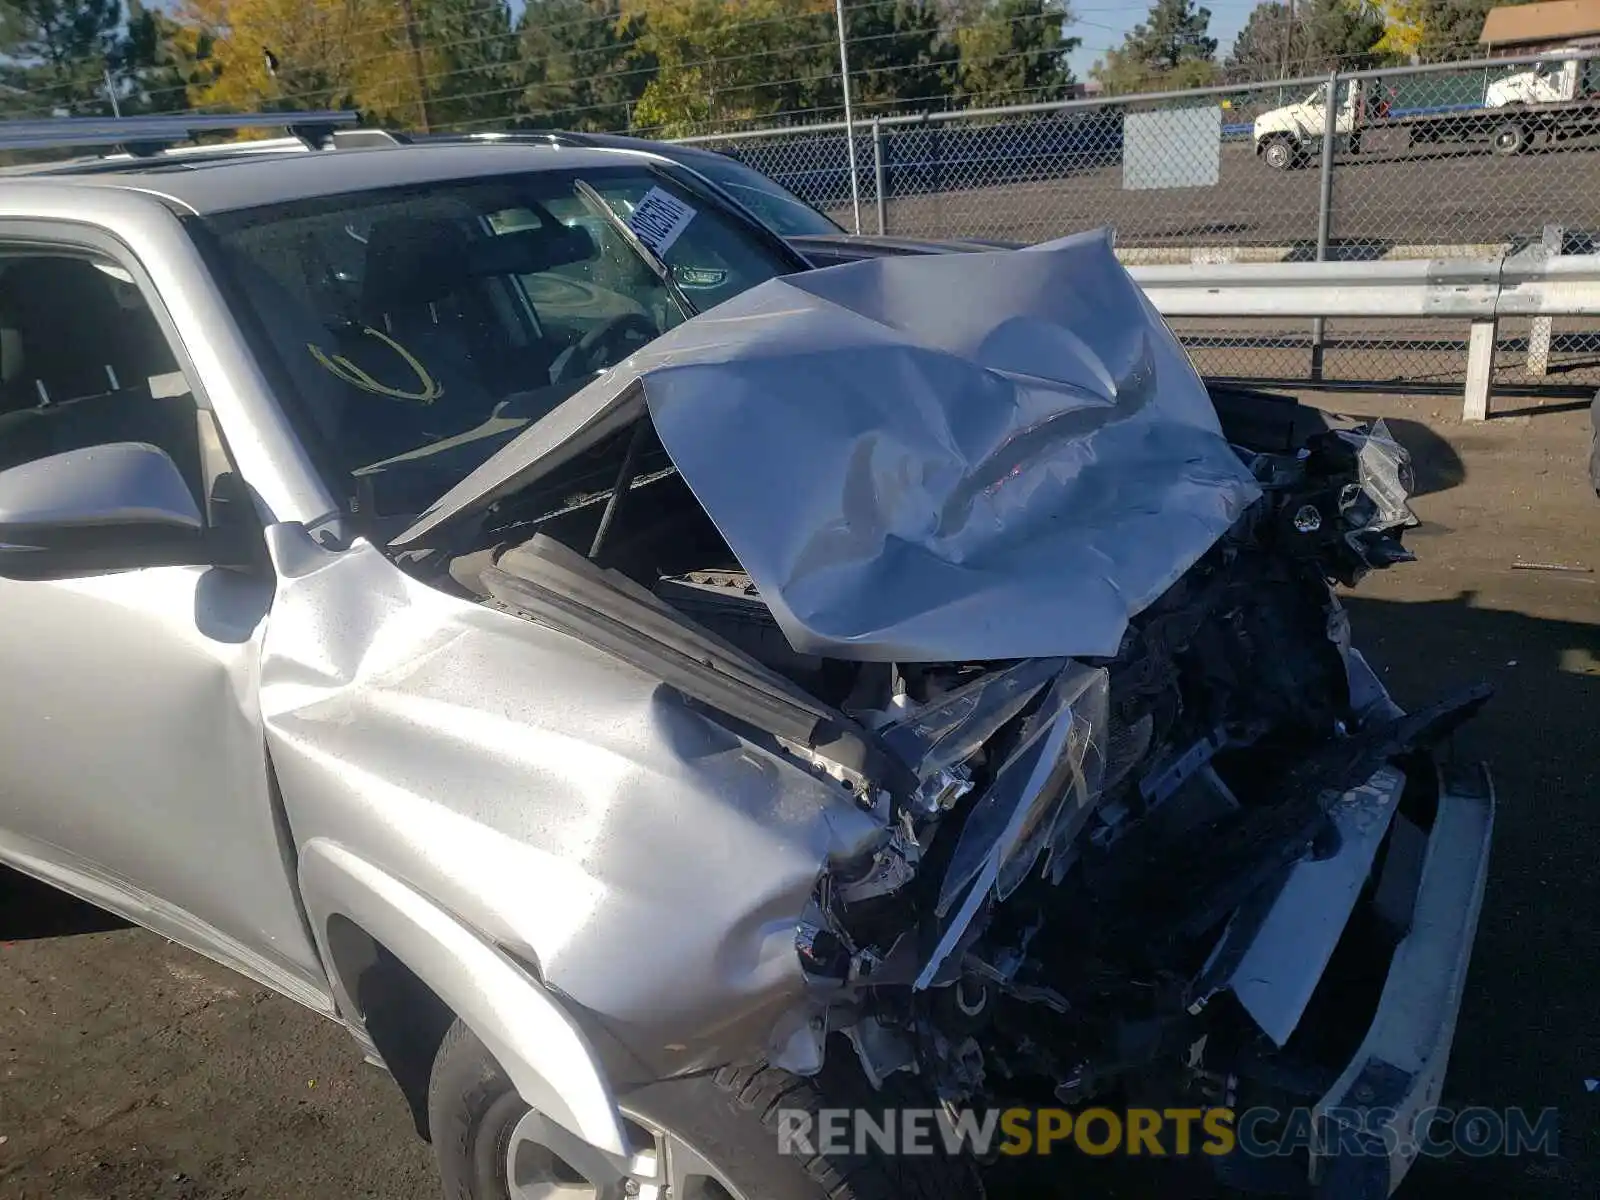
<box><xmin>1492</xmin><ymin>120</ymin><xmax>1528</xmax><ymax>155</ymax></box>
<box><xmin>1261</xmin><ymin>135</ymin><xmax>1298</xmax><ymax>170</ymax></box>
<box><xmin>427</xmin><ymin>1019</ymin><xmax>983</xmax><ymax>1200</ymax></box>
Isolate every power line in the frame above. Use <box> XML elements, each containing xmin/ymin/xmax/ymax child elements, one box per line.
<box><xmin>2</xmin><ymin>0</ymin><xmax>1077</xmax><ymax>110</ymax></box>
<box><xmin>54</xmin><ymin>6</ymin><xmax>1080</xmax><ymax>123</ymax></box>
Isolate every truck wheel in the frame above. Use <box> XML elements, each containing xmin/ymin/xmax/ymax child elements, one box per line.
<box><xmin>1261</xmin><ymin>136</ymin><xmax>1298</xmax><ymax>170</ymax></box>
<box><xmin>1492</xmin><ymin>121</ymin><xmax>1528</xmax><ymax>155</ymax></box>
<box><xmin>427</xmin><ymin>1019</ymin><xmax>983</xmax><ymax>1200</ymax></box>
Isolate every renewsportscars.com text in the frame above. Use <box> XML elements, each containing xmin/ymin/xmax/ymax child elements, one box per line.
<box><xmin>775</xmin><ymin>1105</ymin><xmax>1561</xmax><ymax>1161</ymax></box>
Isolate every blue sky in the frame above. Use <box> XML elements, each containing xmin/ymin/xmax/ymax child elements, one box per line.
<box><xmin>1067</xmin><ymin>0</ymin><xmax>1259</xmax><ymax>76</ymax></box>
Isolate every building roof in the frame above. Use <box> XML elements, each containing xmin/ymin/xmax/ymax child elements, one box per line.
<box><xmin>1480</xmin><ymin>0</ymin><xmax>1600</xmax><ymax>46</ymax></box>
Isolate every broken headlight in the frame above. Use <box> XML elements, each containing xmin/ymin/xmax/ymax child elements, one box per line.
<box><xmin>915</xmin><ymin>663</ymin><xmax>1109</xmax><ymax>988</ymax></box>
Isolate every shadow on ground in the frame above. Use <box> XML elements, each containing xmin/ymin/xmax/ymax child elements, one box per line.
<box><xmin>984</xmin><ymin>590</ymin><xmax>1599</xmax><ymax>1199</ymax></box>
<box><xmin>0</xmin><ymin>866</ymin><xmax>129</xmax><ymax>941</ymax></box>
<box><xmin>0</xmin><ymin>593</ymin><xmax>1593</xmax><ymax>1199</ymax></box>
<box><xmin>1342</xmin><ymin>593</ymin><xmax>1599</xmax><ymax>1198</ymax></box>
<box><xmin>1382</xmin><ymin>417</ymin><xmax>1467</xmax><ymax>497</ymax></box>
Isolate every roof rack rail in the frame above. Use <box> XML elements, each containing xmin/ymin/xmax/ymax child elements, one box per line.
<box><xmin>0</xmin><ymin>111</ymin><xmax>361</xmax><ymax>155</ymax></box>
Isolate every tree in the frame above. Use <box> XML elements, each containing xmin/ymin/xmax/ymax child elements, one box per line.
<box><xmin>417</xmin><ymin>0</ymin><xmax>520</xmax><ymax>129</ymax></box>
<box><xmin>1227</xmin><ymin>1</ymin><xmax>1295</xmax><ymax>77</ymax></box>
<box><xmin>0</xmin><ymin>0</ymin><xmax>125</xmax><ymax>116</ymax></box>
<box><xmin>1374</xmin><ymin>0</ymin><xmax>1425</xmax><ymax>57</ymax></box>
<box><xmin>953</xmin><ymin>0</ymin><xmax>1078</xmax><ymax>107</ymax></box>
<box><xmin>1411</xmin><ymin>0</ymin><xmax>1532</xmax><ymax>60</ymax></box>
<box><xmin>1122</xmin><ymin>0</ymin><xmax>1217</xmax><ymax>70</ymax></box>
<box><xmin>117</xmin><ymin>0</ymin><xmax>216</xmax><ymax>114</ymax></box>
<box><xmin>844</xmin><ymin>0</ymin><xmax>956</xmax><ymax>115</ymax></box>
<box><xmin>173</xmin><ymin>0</ymin><xmax>430</xmax><ymax>125</ymax></box>
<box><xmin>620</xmin><ymin>0</ymin><xmax>834</xmax><ymax>135</ymax></box>
<box><xmin>1091</xmin><ymin>0</ymin><xmax>1217</xmax><ymax>94</ymax></box>
<box><xmin>1227</xmin><ymin>0</ymin><xmax>1385</xmax><ymax>79</ymax></box>
<box><xmin>517</xmin><ymin>0</ymin><xmax>643</xmax><ymax>131</ymax></box>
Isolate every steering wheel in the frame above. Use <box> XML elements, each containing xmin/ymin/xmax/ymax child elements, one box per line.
<box><xmin>557</xmin><ymin>312</ymin><xmax>661</xmax><ymax>383</ymax></box>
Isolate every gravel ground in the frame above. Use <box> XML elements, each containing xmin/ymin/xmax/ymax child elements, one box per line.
<box><xmin>1</xmin><ymin>390</ymin><xmax>1596</xmax><ymax>1200</ymax></box>
<box><xmin>862</xmin><ymin>139</ymin><xmax>1600</xmax><ymax>250</ymax></box>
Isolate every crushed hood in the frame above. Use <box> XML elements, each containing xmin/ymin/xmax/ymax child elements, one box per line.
<box><xmin>396</xmin><ymin>229</ymin><xmax>1261</xmax><ymax>662</ymax></box>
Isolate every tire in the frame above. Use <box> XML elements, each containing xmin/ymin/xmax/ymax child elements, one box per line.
<box><xmin>1261</xmin><ymin>135</ymin><xmax>1298</xmax><ymax>170</ymax></box>
<box><xmin>427</xmin><ymin>1018</ymin><xmax>983</xmax><ymax>1200</ymax></box>
<box><xmin>1492</xmin><ymin>120</ymin><xmax>1528</xmax><ymax>155</ymax></box>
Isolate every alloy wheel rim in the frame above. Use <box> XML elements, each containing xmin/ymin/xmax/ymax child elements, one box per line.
<box><xmin>505</xmin><ymin>1106</ymin><xmax>750</xmax><ymax>1200</ymax></box>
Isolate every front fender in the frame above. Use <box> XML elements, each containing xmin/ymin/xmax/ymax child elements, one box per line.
<box><xmin>1254</xmin><ymin>118</ymin><xmax>1294</xmax><ymax>146</ymax></box>
<box><xmin>299</xmin><ymin>837</ymin><xmax>627</xmax><ymax>1156</ymax></box>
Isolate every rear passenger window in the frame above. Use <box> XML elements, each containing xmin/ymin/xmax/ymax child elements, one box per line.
<box><xmin>0</xmin><ymin>250</ymin><xmax>204</xmax><ymax>504</ymax></box>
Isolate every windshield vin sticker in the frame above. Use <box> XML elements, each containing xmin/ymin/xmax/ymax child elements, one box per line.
<box><xmin>626</xmin><ymin>187</ymin><xmax>696</xmax><ymax>256</ymax></box>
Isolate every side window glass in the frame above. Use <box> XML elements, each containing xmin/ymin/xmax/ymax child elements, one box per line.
<box><xmin>0</xmin><ymin>250</ymin><xmax>205</xmax><ymax>506</ymax></box>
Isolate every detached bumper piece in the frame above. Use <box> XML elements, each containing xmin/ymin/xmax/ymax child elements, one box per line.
<box><xmin>1309</xmin><ymin>762</ymin><xmax>1495</xmax><ymax>1198</ymax></box>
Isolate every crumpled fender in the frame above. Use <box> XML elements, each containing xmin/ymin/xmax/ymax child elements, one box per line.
<box><xmin>298</xmin><ymin>837</ymin><xmax>627</xmax><ymax>1156</ymax></box>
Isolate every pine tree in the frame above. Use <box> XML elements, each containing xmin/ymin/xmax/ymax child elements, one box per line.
<box><xmin>1091</xmin><ymin>0</ymin><xmax>1217</xmax><ymax>94</ymax></box>
<box><xmin>0</xmin><ymin>0</ymin><xmax>125</xmax><ymax>116</ymax></box>
<box><xmin>1227</xmin><ymin>0</ymin><xmax>1385</xmax><ymax>80</ymax></box>
<box><xmin>843</xmin><ymin>0</ymin><xmax>956</xmax><ymax>115</ymax></box>
<box><xmin>514</xmin><ymin>0</ymin><xmax>638</xmax><ymax>130</ymax></box>
<box><xmin>417</xmin><ymin>0</ymin><xmax>519</xmax><ymax>129</ymax></box>
<box><xmin>953</xmin><ymin>0</ymin><xmax>1078</xmax><ymax>107</ymax></box>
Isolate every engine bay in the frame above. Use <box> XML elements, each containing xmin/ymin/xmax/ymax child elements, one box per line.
<box><xmin>417</xmin><ymin>384</ymin><xmax>1488</xmax><ymax>1127</ymax></box>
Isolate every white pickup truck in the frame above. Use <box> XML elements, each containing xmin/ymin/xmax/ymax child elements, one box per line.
<box><xmin>1252</xmin><ymin>79</ymin><xmax>1370</xmax><ymax>169</ymax></box>
<box><xmin>1254</xmin><ymin>52</ymin><xmax>1600</xmax><ymax>168</ymax></box>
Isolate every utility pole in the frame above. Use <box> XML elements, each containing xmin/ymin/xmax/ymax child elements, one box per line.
<box><xmin>399</xmin><ymin>0</ymin><xmax>435</xmax><ymax>133</ymax></box>
<box><xmin>834</xmin><ymin>0</ymin><xmax>862</xmax><ymax>234</ymax></box>
<box><xmin>1280</xmin><ymin>0</ymin><xmax>1297</xmax><ymax>81</ymax></box>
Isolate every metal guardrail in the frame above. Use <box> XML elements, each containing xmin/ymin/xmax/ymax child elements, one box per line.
<box><xmin>1131</xmin><ymin>258</ymin><xmax>1502</xmax><ymax>319</ymax></box>
<box><xmin>1129</xmin><ymin>251</ymin><xmax>1598</xmax><ymax>420</ymax></box>
<box><xmin>681</xmin><ymin>48</ymin><xmax>1600</xmax><ymax>394</ymax></box>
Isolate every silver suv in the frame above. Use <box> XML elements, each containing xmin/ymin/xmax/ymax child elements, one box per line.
<box><xmin>0</xmin><ymin>113</ymin><xmax>1492</xmax><ymax>1199</ymax></box>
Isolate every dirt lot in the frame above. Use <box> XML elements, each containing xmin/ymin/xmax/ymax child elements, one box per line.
<box><xmin>1</xmin><ymin>391</ymin><xmax>1597</xmax><ymax>1199</ymax></box>
<box><xmin>857</xmin><ymin>139</ymin><xmax>1600</xmax><ymax>250</ymax></box>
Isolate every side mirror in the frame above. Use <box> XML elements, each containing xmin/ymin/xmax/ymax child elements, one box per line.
<box><xmin>0</xmin><ymin>442</ymin><xmax>204</xmax><ymax>581</ymax></box>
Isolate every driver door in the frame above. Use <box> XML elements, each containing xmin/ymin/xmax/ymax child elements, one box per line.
<box><xmin>0</xmin><ymin>234</ymin><xmax>328</xmax><ymax>1006</ymax></box>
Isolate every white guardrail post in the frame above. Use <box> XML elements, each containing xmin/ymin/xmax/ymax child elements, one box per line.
<box><xmin>1524</xmin><ymin>224</ymin><xmax>1563</xmax><ymax>378</ymax></box>
<box><xmin>1129</xmin><ymin>252</ymin><xmax>1600</xmax><ymax>422</ymax></box>
<box><xmin>1463</xmin><ymin>320</ymin><xmax>1498</xmax><ymax>422</ymax></box>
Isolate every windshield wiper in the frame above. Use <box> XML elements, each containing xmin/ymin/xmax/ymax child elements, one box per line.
<box><xmin>572</xmin><ymin>178</ymin><xmax>698</xmax><ymax>319</ymax></box>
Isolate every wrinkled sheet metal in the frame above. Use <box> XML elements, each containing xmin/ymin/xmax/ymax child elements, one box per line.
<box><xmin>256</xmin><ymin>526</ymin><xmax>886</xmax><ymax>1074</ymax></box>
<box><xmin>401</xmin><ymin>229</ymin><xmax>1261</xmax><ymax>662</ymax></box>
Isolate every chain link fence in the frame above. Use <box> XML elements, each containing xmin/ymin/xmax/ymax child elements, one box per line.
<box><xmin>681</xmin><ymin>50</ymin><xmax>1600</xmax><ymax>393</ymax></box>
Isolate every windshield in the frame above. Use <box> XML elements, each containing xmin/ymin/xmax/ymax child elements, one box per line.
<box><xmin>198</xmin><ymin>165</ymin><xmax>800</xmax><ymax>524</ymax></box>
<box><xmin>679</xmin><ymin>153</ymin><xmax>843</xmax><ymax>237</ymax></box>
